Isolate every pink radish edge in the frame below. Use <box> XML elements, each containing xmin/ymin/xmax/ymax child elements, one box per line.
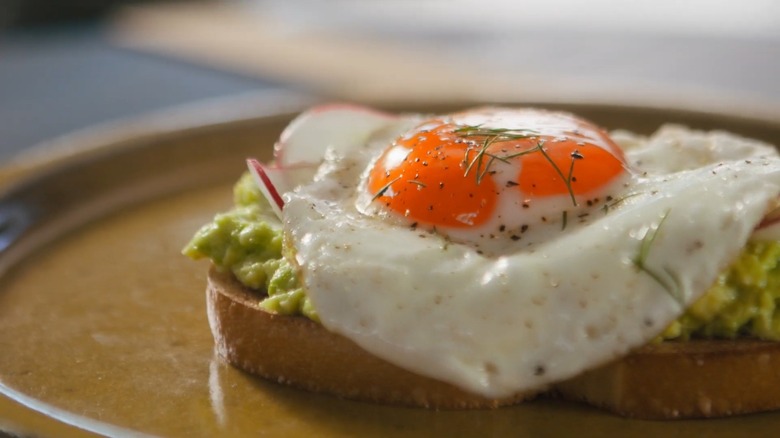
<box><xmin>247</xmin><ymin>158</ymin><xmax>284</xmax><ymax>218</ymax></box>
<box><xmin>757</xmin><ymin>216</ymin><xmax>780</xmax><ymax>230</ymax></box>
<box><xmin>756</xmin><ymin>203</ymin><xmax>780</xmax><ymax>230</ymax></box>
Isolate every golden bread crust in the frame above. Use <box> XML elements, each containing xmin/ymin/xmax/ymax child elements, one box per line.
<box><xmin>206</xmin><ymin>267</ymin><xmax>536</xmax><ymax>409</ymax></box>
<box><xmin>206</xmin><ymin>267</ymin><xmax>780</xmax><ymax>417</ymax></box>
<box><xmin>555</xmin><ymin>339</ymin><xmax>780</xmax><ymax>419</ymax></box>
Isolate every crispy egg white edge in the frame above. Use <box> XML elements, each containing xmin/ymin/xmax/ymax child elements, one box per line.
<box><xmin>282</xmin><ymin>120</ymin><xmax>780</xmax><ymax>398</ymax></box>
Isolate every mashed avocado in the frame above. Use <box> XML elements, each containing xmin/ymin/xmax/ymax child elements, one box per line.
<box><xmin>185</xmin><ymin>174</ymin><xmax>780</xmax><ymax>340</ymax></box>
<box><xmin>660</xmin><ymin>241</ymin><xmax>780</xmax><ymax>341</ymax></box>
<box><xmin>183</xmin><ymin>173</ymin><xmax>317</xmax><ymax>321</ymax></box>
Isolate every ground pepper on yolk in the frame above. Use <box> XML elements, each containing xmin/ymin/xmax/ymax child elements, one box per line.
<box><xmin>368</xmin><ymin>121</ymin><xmax>499</xmax><ymax>227</ymax></box>
<box><xmin>367</xmin><ymin>109</ymin><xmax>628</xmax><ymax>229</ymax></box>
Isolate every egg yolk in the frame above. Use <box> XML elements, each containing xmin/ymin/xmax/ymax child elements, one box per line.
<box><xmin>367</xmin><ymin>108</ymin><xmax>627</xmax><ymax>228</ymax></box>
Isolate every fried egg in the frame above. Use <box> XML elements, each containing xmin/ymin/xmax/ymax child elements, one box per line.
<box><xmin>280</xmin><ymin>106</ymin><xmax>780</xmax><ymax>397</ymax></box>
<box><xmin>356</xmin><ymin>108</ymin><xmax>630</xmax><ymax>255</ymax></box>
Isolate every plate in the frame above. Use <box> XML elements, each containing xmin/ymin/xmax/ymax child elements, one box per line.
<box><xmin>1</xmin><ymin>95</ymin><xmax>779</xmax><ymax>437</ymax></box>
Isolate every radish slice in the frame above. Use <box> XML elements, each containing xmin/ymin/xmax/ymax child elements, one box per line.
<box><xmin>247</xmin><ymin>159</ymin><xmax>316</xmax><ymax>220</ymax></box>
<box><xmin>275</xmin><ymin>103</ymin><xmax>397</xmax><ymax>167</ymax></box>
<box><xmin>248</xmin><ymin>159</ymin><xmax>284</xmax><ymax>219</ymax></box>
<box><xmin>752</xmin><ymin>205</ymin><xmax>780</xmax><ymax>241</ymax></box>
<box><xmin>752</xmin><ymin>222</ymin><xmax>780</xmax><ymax>241</ymax></box>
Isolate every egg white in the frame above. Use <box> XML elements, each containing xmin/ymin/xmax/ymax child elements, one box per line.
<box><xmin>283</xmin><ymin>118</ymin><xmax>780</xmax><ymax>398</ymax></box>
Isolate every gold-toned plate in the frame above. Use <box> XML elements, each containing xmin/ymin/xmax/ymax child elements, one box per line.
<box><xmin>1</xmin><ymin>94</ymin><xmax>780</xmax><ymax>437</ymax></box>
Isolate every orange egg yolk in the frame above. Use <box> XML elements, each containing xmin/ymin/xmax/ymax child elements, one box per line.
<box><xmin>367</xmin><ymin>108</ymin><xmax>627</xmax><ymax>228</ymax></box>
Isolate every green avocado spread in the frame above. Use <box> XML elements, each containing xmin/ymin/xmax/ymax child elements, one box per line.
<box><xmin>183</xmin><ymin>173</ymin><xmax>317</xmax><ymax>321</ymax></box>
<box><xmin>184</xmin><ymin>173</ymin><xmax>780</xmax><ymax>341</ymax></box>
<box><xmin>660</xmin><ymin>241</ymin><xmax>780</xmax><ymax>341</ymax></box>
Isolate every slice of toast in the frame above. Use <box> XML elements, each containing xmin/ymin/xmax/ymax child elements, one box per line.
<box><xmin>207</xmin><ymin>267</ymin><xmax>780</xmax><ymax>417</ymax></box>
<box><xmin>206</xmin><ymin>267</ymin><xmax>537</xmax><ymax>409</ymax></box>
<box><xmin>555</xmin><ymin>339</ymin><xmax>780</xmax><ymax>419</ymax></box>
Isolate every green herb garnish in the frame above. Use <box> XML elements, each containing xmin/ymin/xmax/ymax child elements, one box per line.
<box><xmin>537</xmin><ymin>142</ymin><xmax>578</xmax><ymax>207</ymax></box>
<box><xmin>454</xmin><ymin>126</ymin><xmax>579</xmax><ymax>207</ymax></box>
<box><xmin>372</xmin><ymin>176</ymin><xmax>401</xmax><ymax>201</ymax></box>
<box><xmin>602</xmin><ymin>192</ymin><xmax>643</xmax><ymax>213</ymax></box>
<box><xmin>633</xmin><ymin>209</ymin><xmax>684</xmax><ymax>305</ymax></box>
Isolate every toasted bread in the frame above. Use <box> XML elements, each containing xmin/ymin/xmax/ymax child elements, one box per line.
<box><xmin>206</xmin><ymin>267</ymin><xmax>780</xmax><ymax>417</ymax></box>
<box><xmin>555</xmin><ymin>339</ymin><xmax>780</xmax><ymax>419</ymax></box>
<box><xmin>205</xmin><ymin>267</ymin><xmax>536</xmax><ymax>409</ymax></box>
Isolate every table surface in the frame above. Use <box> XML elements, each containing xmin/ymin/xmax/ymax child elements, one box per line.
<box><xmin>0</xmin><ymin>23</ymin><xmax>281</xmax><ymax>162</ymax></box>
<box><xmin>2</xmin><ymin>1</ymin><xmax>779</xmax><ymax>165</ymax></box>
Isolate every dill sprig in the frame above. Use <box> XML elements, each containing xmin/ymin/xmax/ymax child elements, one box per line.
<box><xmin>454</xmin><ymin>126</ymin><xmax>539</xmax><ymax>138</ymax></box>
<box><xmin>456</xmin><ymin>125</ymin><xmax>538</xmax><ymax>185</ymax></box>
<box><xmin>462</xmin><ymin>134</ymin><xmax>502</xmax><ymax>185</ymax></box>
<box><xmin>454</xmin><ymin>126</ymin><xmax>579</xmax><ymax>207</ymax></box>
<box><xmin>632</xmin><ymin>209</ymin><xmax>684</xmax><ymax>305</ymax></box>
<box><xmin>602</xmin><ymin>192</ymin><xmax>644</xmax><ymax>214</ymax></box>
<box><xmin>537</xmin><ymin>143</ymin><xmax>578</xmax><ymax>207</ymax></box>
<box><xmin>372</xmin><ymin>176</ymin><xmax>401</xmax><ymax>201</ymax></box>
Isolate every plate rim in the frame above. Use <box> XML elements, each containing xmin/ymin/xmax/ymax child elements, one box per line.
<box><xmin>4</xmin><ymin>90</ymin><xmax>779</xmax><ymax>184</ymax></box>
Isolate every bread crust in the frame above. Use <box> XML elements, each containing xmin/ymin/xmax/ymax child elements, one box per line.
<box><xmin>206</xmin><ymin>267</ymin><xmax>536</xmax><ymax>409</ymax></box>
<box><xmin>207</xmin><ymin>267</ymin><xmax>780</xmax><ymax>417</ymax></box>
<box><xmin>555</xmin><ymin>339</ymin><xmax>780</xmax><ymax>419</ymax></box>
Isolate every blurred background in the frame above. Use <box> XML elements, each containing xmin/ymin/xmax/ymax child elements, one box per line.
<box><xmin>1</xmin><ymin>0</ymin><xmax>779</xmax><ymax>162</ymax></box>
